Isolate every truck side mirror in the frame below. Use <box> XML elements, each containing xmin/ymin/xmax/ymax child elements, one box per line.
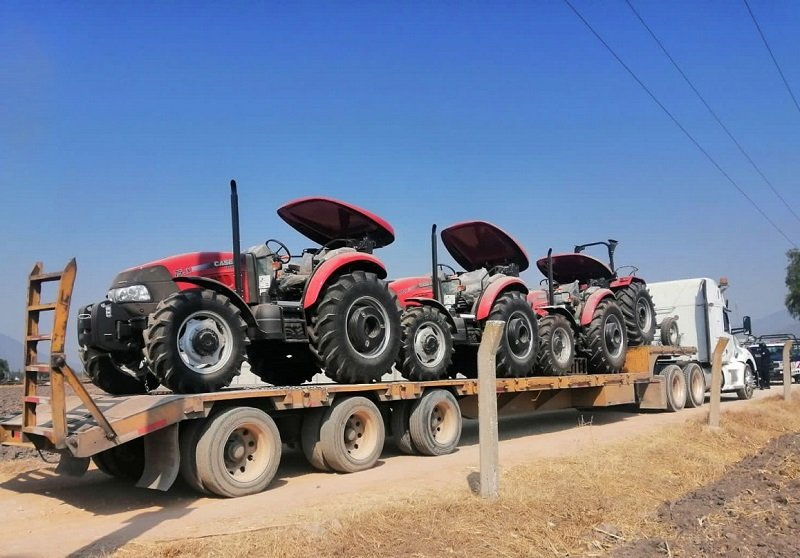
<box><xmin>743</xmin><ymin>316</ymin><xmax>751</xmax><ymax>335</ymax></box>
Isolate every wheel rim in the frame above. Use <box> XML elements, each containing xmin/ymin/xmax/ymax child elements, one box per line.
<box><xmin>413</xmin><ymin>322</ymin><xmax>446</xmax><ymax>368</ymax></box>
<box><xmin>551</xmin><ymin>326</ymin><xmax>572</xmax><ymax>367</ymax></box>
<box><xmin>668</xmin><ymin>323</ymin><xmax>679</xmax><ymax>345</ymax></box>
<box><xmin>636</xmin><ymin>297</ymin><xmax>653</xmax><ymax>332</ymax></box>
<box><xmin>177</xmin><ymin>310</ymin><xmax>234</xmax><ymax>374</ymax></box>
<box><xmin>222</xmin><ymin>422</ymin><xmax>272</xmax><ymax>484</ymax></box>
<box><xmin>506</xmin><ymin>311</ymin><xmax>534</xmax><ymax>360</ymax></box>
<box><xmin>342</xmin><ymin>408</ymin><xmax>379</xmax><ymax>461</ymax></box>
<box><xmin>429</xmin><ymin>400</ymin><xmax>458</xmax><ymax>446</ymax></box>
<box><xmin>690</xmin><ymin>368</ymin><xmax>703</xmax><ymax>401</ymax></box>
<box><xmin>345</xmin><ymin>296</ymin><xmax>391</xmax><ymax>359</ymax></box>
<box><xmin>671</xmin><ymin>372</ymin><xmax>685</xmax><ymax>402</ymax></box>
<box><xmin>604</xmin><ymin>314</ymin><xmax>624</xmax><ymax>358</ymax></box>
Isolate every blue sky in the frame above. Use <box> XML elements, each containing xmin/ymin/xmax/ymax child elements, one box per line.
<box><xmin>1</xmin><ymin>1</ymin><xmax>799</xmax><ymax>357</ymax></box>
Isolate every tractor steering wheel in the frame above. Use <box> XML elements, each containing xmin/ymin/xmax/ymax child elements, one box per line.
<box><xmin>265</xmin><ymin>239</ymin><xmax>292</xmax><ymax>264</ymax></box>
<box><xmin>539</xmin><ymin>278</ymin><xmax>559</xmax><ymax>288</ymax></box>
<box><xmin>437</xmin><ymin>264</ymin><xmax>457</xmax><ymax>277</ymax></box>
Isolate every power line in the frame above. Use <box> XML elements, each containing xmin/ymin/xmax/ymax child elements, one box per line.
<box><xmin>625</xmin><ymin>0</ymin><xmax>800</xmax><ymax>225</ymax></box>
<box><xmin>743</xmin><ymin>0</ymin><xmax>800</xmax><ymax>117</ymax></box>
<box><xmin>561</xmin><ymin>0</ymin><xmax>797</xmax><ymax>248</ymax></box>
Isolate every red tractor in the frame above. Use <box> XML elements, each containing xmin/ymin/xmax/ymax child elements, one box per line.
<box><xmin>389</xmin><ymin>221</ymin><xmax>538</xmax><ymax>380</ymax></box>
<box><xmin>528</xmin><ymin>240</ymin><xmax>655</xmax><ymax>375</ymax></box>
<box><xmin>77</xmin><ymin>181</ymin><xmax>402</xmax><ymax>394</ymax></box>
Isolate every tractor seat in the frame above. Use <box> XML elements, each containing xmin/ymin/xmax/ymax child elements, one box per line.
<box><xmin>459</xmin><ymin>268</ymin><xmax>489</xmax><ymax>303</ymax></box>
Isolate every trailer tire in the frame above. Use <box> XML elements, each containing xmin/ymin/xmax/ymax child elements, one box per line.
<box><xmin>311</xmin><ymin>271</ymin><xmax>401</xmax><ymax>384</ymax></box>
<box><xmin>145</xmin><ymin>289</ymin><xmax>247</xmax><ymax>394</ymax></box>
<box><xmin>537</xmin><ymin>314</ymin><xmax>576</xmax><ymax>375</ymax></box>
<box><xmin>583</xmin><ymin>299</ymin><xmax>628</xmax><ymax>374</ymax></box>
<box><xmin>178</xmin><ymin>419</ymin><xmax>210</xmax><ymax>494</ymax></box>
<box><xmin>682</xmin><ymin>362</ymin><xmax>705</xmax><ymax>408</ymax></box>
<box><xmin>615</xmin><ymin>283</ymin><xmax>656</xmax><ymax>346</ymax></box>
<box><xmin>82</xmin><ymin>349</ymin><xmax>158</xmax><ymax>396</ymax></box>
<box><xmin>736</xmin><ymin>364</ymin><xmax>755</xmax><ymax>400</ymax></box>
<box><xmin>301</xmin><ymin>407</ymin><xmax>331</xmax><ymax>471</ymax></box>
<box><xmin>319</xmin><ymin>396</ymin><xmax>385</xmax><ymax>473</ymax></box>
<box><xmin>390</xmin><ymin>400</ymin><xmax>417</xmax><ymax>455</ymax></box>
<box><xmin>195</xmin><ymin>407</ymin><xmax>282</xmax><ymax>498</ymax></box>
<box><xmin>91</xmin><ymin>438</ymin><xmax>145</xmax><ymax>482</ymax></box>
<box><xmin>488</xmin><ymin>292</ymin><xmax>538</xmax><ymax>378</ymax></box>
<box><xmin>397</xmin><ymin>306</ymin><xmax>454</xmax><ymax>381</ymax></box>
<box><xmin>662</xmin><ymin>364</ymin><xmax>687</xmax><ymax>412</ymax></box>
<box><xmin>409</xmin><ymin>389</ymin><xmax>462</xmax><ymax>456</ymax></box>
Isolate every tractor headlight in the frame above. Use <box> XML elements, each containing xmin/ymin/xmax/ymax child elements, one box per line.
<box><xmin>107</xmin><ymin>285</ymin><xmax>151</xmax><ymax>303</ymax></box>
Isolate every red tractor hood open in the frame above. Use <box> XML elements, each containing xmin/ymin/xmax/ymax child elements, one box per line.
<box><xmin>536</xmin><ymin>253</ymin><xmax>614</xmax><ymax>284</ymax></box>
<box><xmin>441</xmin><ymin>221</ymin><xmax>529</xmax><ymax>272</ymax></box>
<box><xmin>277</xmin><ymin>197</ymin><xmax>395</xmax><ymax>248</ymax></box>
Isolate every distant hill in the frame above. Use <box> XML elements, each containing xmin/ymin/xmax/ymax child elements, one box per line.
<box><xmin>0</xmin><ymin>334</ymin><xmax>23</xmax><ymax>371</ymax></box>
<box><xmin>751</xmin><ymin>309</ymin><xmax>800</xmax><ymax>338</ymax></box>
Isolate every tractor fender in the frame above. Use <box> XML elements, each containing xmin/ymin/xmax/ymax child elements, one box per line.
<box><xmin>303</xmin><ymin>252</ymin><xmax>387</xmax><ymax>309</ymax></box>
<box><xmin>475</xmin><ymin>277</ymin><xmax>528</xmax><ymax>321</ymax></box>
<box><xmin>172</xmin><ymin>276</ymin><xmax>259</xmax><ymax>328</ymax></box>
<box><xmin>405</xmin><ymin>297</ymin><xmax>457</xmax><ymax>329</ymax></box>
<box><xmin>610</xmin><ymin>276</ymin><xmax>645</xmax><ymax>289</ymax></box>
<box><xmin>579</xmin><ymin>288</ymin><xmax>616</xmax><ymax>326</ymax></box>
<box><xmin>541</xmin><ymin>305</ymin><xmax>579</xmax><ymax>331</ymax></box>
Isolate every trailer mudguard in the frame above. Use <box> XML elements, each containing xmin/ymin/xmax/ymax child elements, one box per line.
<box><xmin>579</xmin><ymin>288</ymin><xmax>616</xmax><ymax>326</ymax></box>
<box><xmin>610</xmin><ymin>276</ymin><xmax>645</xmax><ymax>289</ymax></box>
<box><xmin>173</xmin><ymin>276</ymin><xmax>259</xmax><ymax>329</ymax></box>
<box><xmin>303</xmin><ymin>252</ymin><xmax>387</xmax><ymax>308</ymax></box>
<box><xmin>475</xmin><ymin>277</ymin><xmax>528</xmax><ymax>321</ymax></box>
<box><xmin>405</xmin><ymin>297</ymin><xmax>457</xmax><ymax>329</ymax></box>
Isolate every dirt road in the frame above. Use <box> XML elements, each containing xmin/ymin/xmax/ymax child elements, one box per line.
<box><xmin>1</xmin><ymin>386</ymin><xmax>796</xmax><ymax>558</ymax></box>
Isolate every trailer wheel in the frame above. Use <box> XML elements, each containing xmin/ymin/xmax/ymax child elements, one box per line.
<box><xmin>301</xmin><ymin>407</ymin><xmax>331</xmax><ymax>471</ymax></box>
<box><xmin>311</xmin><ymin>271</ymin><xmax>401</xmax><ymax>384</ymax></box>
<box><xmin>659</xmin><ymin>317</ymin><xmax>680</xmax><ymax>346</ymax></box>
<box><xmin>409</xmin><ymin>389</ymin><xmax>462</xmax><ymax>456</ymax></box>
<box><xmin>615</xmin><ymin>283</ymin><xmax>656</xmax><ymax>346</ymax></box>
<box><xmin>682</xmin><ymin>362</ymin><xmax>705</xmax><ymax>408</ymax></box>
<box><xmin>178</xmin><ymin>419</ymin><xmax>210</xmax><ymax>494</ymax></box>
<box><xmin>145</xmin><ymin>289</ymin><xmax>247</xmax><ymax>394</ymax></box>
<box><xmin>82</xmin><ymin>349</ymin><xmax>158</xmax><ymax>396</ymax></box>
<box><xmin>390</xmin><ymin>400</ymin><xmax>417</xmax><ymax>455</ymax></box>
<box><xmin>662</xmin><ymin>364</ymin><xmax>687</xmax><ymax>412</ymax></box>
<box><xmin>195</xmin><ymin>407</ymin><xmax>282</xmax><ymax>497</ymax></box>
<box><xmin>91</xmin><ymin>438</ymin><xmax>145</xmax><ymax>481</ymax></box>
<box><xmin>488</xmin><ymin>292</ymin><xmax>538</xmax><ymax>378</ymax></box>
<box><xmin>583</xmin><ymin>299</ymin><xmax>628</xmax><ymax>374</ymax></box>
<box><xmin>537</xmin><ymin>314</ymin><xmax>576</xmax><ymax>376</ymax></box>
<box><xmin>736</xmin><ymin>364</ymin><xmax>755</xmax><ymax>400</ymax></box>
<box><xmin>397</xmin><ymin>306</ymin><xmax>454</xmax><ymax>381</ymax></box>
<box><xmin>319</xmin><ymin>396</ymin><xmax>385</xmax><ymax>473</ymax></box>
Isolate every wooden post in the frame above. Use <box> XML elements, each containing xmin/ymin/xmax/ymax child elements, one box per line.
<box><xmin>708</xmin><ymin>337</ymin><xmax>729</xmax><ymax>428</ymax></box>
<box><xmin>477</xmin><ymin>320</ymin><xmax>504</xmax><ymax>500</ymax></box>
<box><xmin>783</xmin><ymin>340</ymin><xmax>794</xmax><ymax>401</ymax></box>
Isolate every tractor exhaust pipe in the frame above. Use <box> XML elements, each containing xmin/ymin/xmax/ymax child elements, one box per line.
<box><xmin>431</xmin><ymin>224</ymin><xmax>441</xmax><ymax>302</ymax></box>
<box><xmin>608</xmin><ymin>238</ymin><xmax>618</xmax><ymax>275</ymax></box>
<box><xmin>547</xmin><ymin>248</ymin><xmax>554</xmax><ymax>306</ymax></box>
<box><xmin>230</xmin><ymin>179</ymin><xmax>243</xmax><ymax>297</ymax></box>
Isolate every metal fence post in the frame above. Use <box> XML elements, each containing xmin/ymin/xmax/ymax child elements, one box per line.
<box><xmin>783</xmin><ymin>340</ymin><xmax>794</xmax><ymax>401</ymax></box>
<box><xmin>708</xmin><ymin>337</ymin><xmax>729</xmax><ymax>428</ymax></box>
<box><xmin>477</xmin><ymin>320</ymin><xmax>504</xmax><ymax>500</ymax></box>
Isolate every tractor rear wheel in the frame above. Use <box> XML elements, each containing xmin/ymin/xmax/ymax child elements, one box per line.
<box><xmin>488</xmin><ymin>292</ymin><xmax>538</xmax><ymax>378</ymax></box>
<box><xmin>397</xmin><ymin>306</ymin><xmax>454</xmax><ymax>381</ymax></box>
<box><xmin>144</xmin><ymin>289</ymin><xmax>247</xmax><ymax>393</ymax></box>
<box><xmin>537</xmin><ymin>314</ymin><xmax>575</xmax><ymax>376</ymax></box>
<box><xmin>615</xmin><ymin>283</ymin><xmax>656</xmax><ymax>346</ymax></box>
<box><xmin>82</xmin><ymin>349</ymin><xmax>158</xmax><ymax>395</ymax></box>
<box><xmin>248</xmin><ymin>342</ymin><xmax>319</xmax><ymax>386</ymax></box>
<box><xmin>310</xmin><ymin>271</ymin><xmax>401</xmax><ymax>384</ymax></box>
<box><xmin>583</xmin><ymin>299</ymin><xmax>627</xmax><ymax>374</ymax></box>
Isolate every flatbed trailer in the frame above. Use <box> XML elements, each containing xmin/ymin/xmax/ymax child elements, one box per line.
<box><xmin>0</xmin><ymin>261</ymin><xmax>698</xmax><ymax>498</ymax></box>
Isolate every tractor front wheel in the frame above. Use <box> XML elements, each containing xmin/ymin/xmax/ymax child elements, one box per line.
<box><xmin>583</xmin><ymin>299</ymin><xmax>628</xmax><ymax>374</ymax></box>
<box><xmin>82</xmin><ymin>349</ymin><xmax>159</xmax><ymax>395</ymax></box>
<box><xmin>487</xmin><ymin>292</ymin><xmax>538</xmax><ymax>378</ymax></box>
<box><xmin>397</xmin><ymin>306</ymin><xmax>454</xmax><ymax>381</ymax></box>
<box><xmin>537</xmin><ymin>314</ymin><xmax>575</xmax><ymax>376</ymax></box>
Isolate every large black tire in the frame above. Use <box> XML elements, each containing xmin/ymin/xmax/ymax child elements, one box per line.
<box><xmin>82</xmin><ymin>349</ymin><xmax>158</xmax><ymax>396</ymax></box>
<box><xmin>736</xmin><ymin>364</ymin><xmax>755</xmax><ymax>400</ymax></box>
<box><xmin>91</xmin><ymin>438</ymin><xmax>145</xmax><ymax>482</ymax></box>
<box><xmin>248</xmin><ymin>342</ymin><xmax>319</xmax><ymax>386</ymax></box>
<box><xmin>487</xmin><ymin>292</ymin><xmax>538</xmax><ymax>378</ymax></box>
<box><xmin>582</xmin><ymin>299</ymin><xmax>628</xmax><ymax>374</ymax></box>
<box><xmin>310</xmin><ymin>271</ymin><xmax>401</xmax><ymax>384</ymax></box>
<box><xmin>144</xmin><ymin>289</ymin><xmax>247</xmax><ymax>394</ymax></box>
<box><xmin>615</xmin><ymin>283</ymin><xmax>656</xmax><ymax>347</ymax></box>
<box><xmin>537</xmin><ymin>314</ymin><xmax>576</xmax><ymax>376</ymax></box>
<box><xmin>318</xmin><ymin>396</ymin><xmax>385</xmax><ymax>473</ymax></box>
<box><xmin>408</xmin><ymin>389</ymin><xmax>462</xmax><ymax>456</ymax></box>
<box><xmin>397</xmin><ymin>306</ymin><xmax>454</xmax><ymax>381</ymax></box>
<box><xmin>195</xmin><ymin>407</ymin><xmax>282</xmax><ymax>498</ymax></box>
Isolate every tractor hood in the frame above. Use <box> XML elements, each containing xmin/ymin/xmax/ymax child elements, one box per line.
<box><xmin>441</xmin><ymin>221</ymin><xmax>529</xmax><ymax>272</ymax></box>
<box><xmin>277</xmin><ymin>197</ymin><xmax>395</xmax><ymax>248</ymax></box>
<box><xmin>536</xmin><ymin>253</ymin><xmax>614</xmax><ymax>284</ymax></box>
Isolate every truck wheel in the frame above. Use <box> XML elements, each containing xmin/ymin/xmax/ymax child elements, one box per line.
<box><xmin>488</xmin><ymin>292</ymin><xmax>538</xmax><ymax>378</ymax></box>
<box><xmin>248</xmin><ymin>342</ymin><xmax>319</xmax><ymax>386</ymax></box>
<box><xmin>91</xmin><ymin>438</ymin><xmax>145</xmax><ymax>481</ymax></box>
<box><xmin>537</xmin><ymin>314</ymin><xmax>575</xmax><ymax>376</ymax></box>
<box><xmin>195</xmin><ymin>407</ymin><xmax>282</xmax><ymax>498</ymax></box>
<box><xmin>311</xmin><ymin>271</ymin><xmax>401</xmax><ymax>384</ymax></box>
<box><xmin>409</xmin><ymin>389</ymin><xmax>462</xmax><ymax>456</ymax></box>
<box><xmin>319</xmin><ymin>396</ymin><xmax>385</xmax><ymax>473</ymax></box>
<box><xmin>662</xmin><ymin>364</ymin><xmax>687</xmax><ymax>412</ymax></box>
<box><xmin>584</xmin><ymin>299</ymin><xmax>628</xmax><ymax>374</ymax></box>
<box><xmin>82</xmin><ymin>349</ymin><xmax>158</xmax><ymax>396</ymax></box>
<box><xmin>659</xmin><ymin>316</ymin><xmax>680</xmax><ymax>346</ymax></box>
<box><xmin>682</xmin><ymin>362</ymin><xmax>705</xmax><ymax>408</ymax></box>
<box><xmin>301</xmin><ymin>407</ymin><xmax>331</xmax><ymax>471</ymax></box>
<box><xmin>178</xmin><ymin>419</ymin><xmax>210</xmax><ymax>494</ymax></box>
<box><xmin>397</xmin><ymin>306</ymin><xmax>454</xmax><ymax>381</ymax></box>
<box><xmin>615</xmin><ymin>283</ymin><xmax>656</xmax><ymax>346</ymax></box>
<box><xmin>390</xmin><ymin>400</ymin><xmax>417</xmax><ymax>455</ymax></box>
<box><xmin>736</xmin><ymin>364</ymin><xmax>755</xmax><ymax>400</ymax></box>
<box><xmin>144</xmin><ymin>289</ymin><xmax>247</xmax><ymax>394</ymax></box>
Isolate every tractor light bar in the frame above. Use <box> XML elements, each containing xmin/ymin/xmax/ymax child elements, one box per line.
<box><xmin>107</xmin><ymin>285</ymin><xmax>152</xmax><ymax>303</ymax></box>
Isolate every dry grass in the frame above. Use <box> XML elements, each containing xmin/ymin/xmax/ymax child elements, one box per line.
<box><xmin>116</xmin><ymin>395</ymin><xmax>800</xmax><ymax>558</ymax></box>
